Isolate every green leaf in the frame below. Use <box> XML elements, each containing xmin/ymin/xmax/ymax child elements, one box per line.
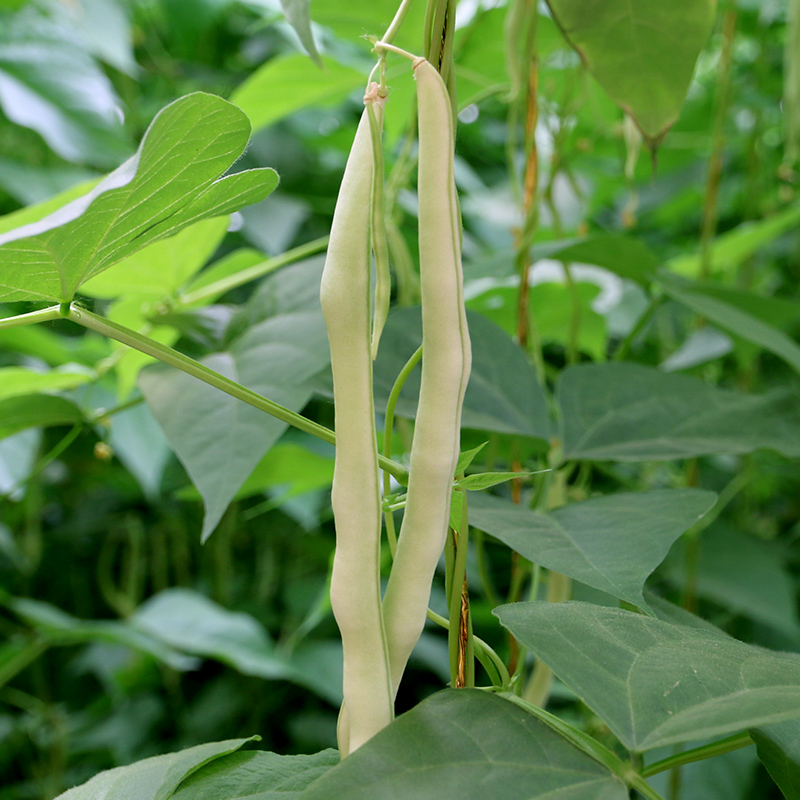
<box><xmin>751</xmin><ymin>720</ymin><xmax>800</xmax><ymax>800</ymax></box>
<box><xmin>172</xmin><ymin>750</ymin><xmax>339</xmax><ymax>800</ymax></box>
<box><xmin>0</xmin><ymin>366</ymin><xmax>93</xmax><ymax>400</ymax></box>
<box><xmin>454</xmin><ymin>442</ymin><xmax>487</xmax><ymax>475</ymax></box>
<box><xmin>666</xmin><ymin>204</ymin><xmax>800</xmax><ymax>277</ymax></box>
<box><xmin>663</xmin><ymin>525</ymin><xmax>800</xmax><ymax>638</ymax></box>
<box><xmin>371</xmin><ymin>308</ymin><xmax>550</xmax><ymax>440</ymax></box>
<box><xmin>532</xmin><ymin>235</ymin><xmax>659</xmax><ymax>287</ymax></box>
<box><xmin>545</xmin><ymin>0</ymin><xmax>716</xmax><ymax>145</ymax></box>
<box><xmin>0</xmin><ymin>429</ymin><xmax>40</xmax><ymax>502</ymax></box>
<box><xmin>495</xmin><ymin>601</ymin><xmax>800</xmax><ymax>751</ymax></box>
<box><xmin>81</xmin><ymin>216</ymin><xmax>231</xmax><ymax>299</ymax></box>
<box><xmin>299</xmin><ymin>689</ymin><xmax>627</xmax><ymax>799</ymax></box>
<box><xmin>470</xmin><ymin>489</ymin><xmax>716</xmax><ymax>612</ymax></box>
<box><xmin>279</xmin><ymin>0</ymin><xmax>322</xmax><ymax>67</ymax></box>
<box><xmin>0</xmin><ymin>93</ymin><xmax>277</xmax><ymax>303</ymax></box>
<box><xmin>558</xmin><ymin>363</ymin><xmax>800</xmax><ymax>461</ymax></box>
<box><xmin>231</xmin><ymin>55</ymin><xmax>362</xmax><ymax>133</ymax></box>
<box><xmin>132</xmin><ymin>589</ymin><xmax>290</xmax><ymax>680</ymax></box>
<box><xmin>54</xmin><ymin>737</ymin><xmax>257</xmax><ymax>800</ymax></box>
<box><xmin>458</xmin><ymin>471</ymin><xmax>536</xmax><ymax>491</ymax></box>
<box><xmin>6</xmin><ymin>596</ymin><xmax>197</xmax><ymax>670</ymax></box>
<box><xmin>0</xmin><ymin>394</ymin><xmax>84</xmax><ymax>440</ymax></box>
<box><xmin>662</xmin><ymin>277</ymin><xmax>800</xmax><ymax>376</ymax></box>
<box><xmin>0</xmin><ymin>6</ymin><xmax>130</xmax><ymax>165</ymax></box>
<box><xmin>139</xmin><ymin>309</ymin><xmax>330</xmax><ymax>541</ymax></box>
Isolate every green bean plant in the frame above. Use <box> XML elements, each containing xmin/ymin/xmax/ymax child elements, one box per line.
<box><xmin>2</xmin><ymin>0</ymin><xmax>800</xmax><ymax>798</ymax></box>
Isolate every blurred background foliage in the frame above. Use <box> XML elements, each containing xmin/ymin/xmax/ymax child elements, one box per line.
<box><xmin>0</xmin><ymin>0</ymin><xmax>798</xmax><ymax>797</ymax></box>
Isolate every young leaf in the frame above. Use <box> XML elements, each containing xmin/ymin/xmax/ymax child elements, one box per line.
<box><xmin>470</xmin><ymin>489</ymin><xmax>716</xmax><ymax>612</ymax></box>
<box><xmin>0</xmin><ymin>93</ymin><xmax>278</xmax><ymax>303</ymax></box>
<box><xmin>454</xmin><ymin>442</ymin><xmax>487</xmax><ymax>475</ymax></box>
<box><xmin>279</xmin><ymin>0</ymin><xmax>323</xmax><ymax>67</ymax></box>
<box><xmin>496</xmin><ymin>601</ymin><xmax>800</xmax><ymax>751</ymax></box>
<box><xmin>299</xmin><ymin>689</ymin><xmax>628</xmax><ymax>799</ymax></box>
<box><xmin>457</xmin><ymin>471</ymin><xmax>537</xmax><ymax>491</ymax></box>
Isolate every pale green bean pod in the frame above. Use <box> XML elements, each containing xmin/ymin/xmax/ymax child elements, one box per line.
<box><xmin>382</xmin><ymin>58</ymin><xmax>472</xmax><ymax>697</ymax></box>
<box><xmin>320</xmin><ymin>82</ymin><xmax>393</xmax><ymax>755</ymax></box>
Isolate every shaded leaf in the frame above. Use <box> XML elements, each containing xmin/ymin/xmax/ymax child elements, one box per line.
<box><xmin>139</xmin><ymin>309</ymin><xmax>329</xmax><ymax>541</ymax></box>
<box><xmin>546</xmin><ymin>0</ymin><xmax>716</xmax><ymax>145</ymax></box>
<box><xmin>299</xmin><ymin>690</ymin><xmax>627</xmax><ymax>800</ymax></box>
<box><xmin>558</xmin><ymin>363</ymin><xmax>800</xmax><ymax>461</ymax></box>
<box><xmin>0</xmin><ymin>93</ymin><xmax>277</xmax><ymax>303</ymax></box>
<box><xmin>470</xmin><ymin>489</ymin><xmax>715</xmax><ymax>612</ymax></box>
<box><xmin>54</xmin><ymin>738</ymin><xmax>257</xmax><ymax>800</ymax></box>
<box><xmin>371</xmin><ymin>308</ymin><xmax>550</xmax><ymax>440</ymax></box>
<box><xmin>496</xmin><ymin>601</ymin><xmax>800</xmax><ymax>751</ymax></box>
<box><xmin>0</xmin><ymin>366</ymin><xmax>93</xmax><ymax>400</ymax></box>
<box><xmin>132</xmin><ymin>589</ymin><xmax>289</xmax><ymax>680</ymax></box>
<box><xmin>662</xmin><ymin>277</ymin><xmax>800</xmax><ymax>376</ymax></box>
<box><xmin>751</xmin><ymin>720</ymin><xmax>800</xmax><ymax>800</ymax></box>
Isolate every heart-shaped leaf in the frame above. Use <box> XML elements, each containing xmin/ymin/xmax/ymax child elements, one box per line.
<box><xmin>496</xmin><ymin>601</ymin><xmax>800</xmax><ymax>751</ymax></box>
<box><xmin>0</xmin><ymin>92</ymin><xmax>278</xmax><ymax>303</ymax></box>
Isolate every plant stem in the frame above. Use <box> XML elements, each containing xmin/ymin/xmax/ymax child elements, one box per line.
<box><xmin>0</xmin><ymin>306</ymin><xmax>64</xmax><ymax>330</ymax></box>
<box><xmin>698</xmin><ymin>7</ymin><xmax>738</xmax><ymax>281</ymax></box>
<box><xmin>178</xmin><ymin>237</ymin><xmax>329</xmax><ymax>306</ymax></box>
<box><xmin>641</xmin><ymin>732</ymin><xmax>753</xmax><ymax>778</ymax></box>
<box><xmin>612</xmin><ymin>295</ymin><xmax>663</xmax><ymax>361</ymax></box>
<box><xmin>381</xmin><ymin>0</ymin><xmax>416</xmax><ymax>46</ymax></box>
<box><xmin>65</xmin><ymin>303</ymin><xmax>409</xmax><ymax>484</ymax></box>
<box><xmin>427</xmin><ymin>609</ymin><xmax>509</xmax><ymax>687</ymax></box>
<box><xmin>382</xmin><ymin>344</ymin><xmax>423</xmax><ymax>555</ymax></box>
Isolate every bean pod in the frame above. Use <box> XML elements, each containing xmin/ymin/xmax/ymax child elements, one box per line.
<box><xmin>320</xmin><ymin>82</ymin><xmax>394</xmax><ymax>755</ymax></box>
<box><xmin>382</xmin><ymin>58</ymin><xmax>472</xmax><ymax>697</ymax></box>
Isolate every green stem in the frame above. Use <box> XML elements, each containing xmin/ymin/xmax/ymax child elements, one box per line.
<box><xmin>66</xmin><ymin>304</ymin><xmax>409</xmax><ymax>485</ymax></box>
<box><xmin>641</xmin><ymin>732</ymin><xmax>753</xmax><ymax>778</ymax></box>
<box><xmin>448</xmin><ymin>490</ymin><xmax>469</xmax><ymax>686</ymax></box>
<box><xmin>498</xmin><ymin>692</ymin><xmax>665</xmax><ymax>800</ymax></box>
<box><xmin>178</xmin><ymin>237</ymin><xmax>329</xmax><ymax>307</ymax></box>
<box><xmin>383</xmin><ymin>344</ymin><xmax>423</xmax><ymax>553</ymax></box>
<box><xmin>0</xmin><ymin>305</ymin><xmax>64</xmax><ymax>330</ymax></box>
<box><xmin>427</xmin><ymin>609</ymin><xmax>509</xmax><ymax>688</ymax></box>
<box><xmin>381</xmin><ymin>0</ymin><xmax>417</xmax><ymax>45</ymax></box>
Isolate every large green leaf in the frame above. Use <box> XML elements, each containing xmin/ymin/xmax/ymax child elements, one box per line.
<box><xmin>0</xmin><ymin>93</ymin><xmax>278</xmax><ymax>303</ymax></box>
<box><xmin>557</xmin><ymin>363</ymin><xmax>800</xmax><ymax>461</ymax></box>
<box><xmin>139</xmin><ymin>310</ymin><xmax>330</xmax><ymax>540</ymax></box>
<box><xmin>496</xmin><ymin>601</ymin><xmax>800</xmax><ymax>751</ymax></box>
<box><xmin>0</xmin><ymin>6</ymin><xmax>130</xmax><ymax>165</ymax></box>
<box><xmin>545</xmin><ymin>0</ymin><xmax>716</xmax><ymax>145</ymax></box>
<box><xmin>371</xmin><ymin>308</ymin><xmax>550</xmax><ymax>440</ymax></box>
<box><xmin>751</xmin><ymin>720</ymin><xmax>800</xmax><ymax>800</ymax></box>
<box><xmin>469</xmin><ymin>489</ymin><xmax>716</xmax><ymax>612</ymax></box>
<box><xmin>172</xmin><ymin>750</ymin><xmax>338</xmax><ymax>800</ymax></box>
<box><xmin>54</xmin><ymin>738</ymin><xmax>256</xmax><ymax>800</ymax></box>
<box><xmin>299</xmin><ymin>690</ymin><xmax>627</xmax><ymax>800</ymax></box>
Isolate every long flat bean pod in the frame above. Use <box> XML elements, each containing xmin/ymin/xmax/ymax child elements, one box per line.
<box><xmin>382</xmin><ymin>58</ymin><xmax>472</xmax><ymax>697</ymax></box>
<box><xmin>320</xmin><ymin>83</ymin><xmax>393</xmax><ymax>755</ymax></box>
